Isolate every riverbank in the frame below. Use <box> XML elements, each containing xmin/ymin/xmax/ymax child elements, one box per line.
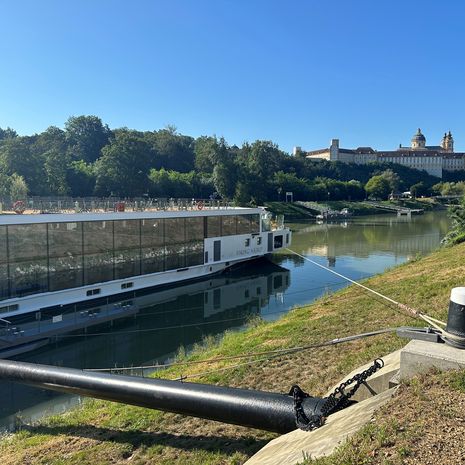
<box><xmin>265</xmin><ymin>198</ymin><xmax>443</xmax><ymax>220</ymax></box>
<box><xmin>1</xmin><ymin>241</ymin><xmax>464</xmax><ymax>464</ymax></box>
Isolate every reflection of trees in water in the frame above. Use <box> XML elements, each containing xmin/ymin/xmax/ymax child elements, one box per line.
<box><xmin>287</xmin><ymin>213</ymin><xmax>451</xmax><ymax>259</ymax></box>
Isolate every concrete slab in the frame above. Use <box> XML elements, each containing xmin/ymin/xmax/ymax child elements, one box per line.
<box><xmin>400</xmin><ymin>340</ymin><xmax>465</xmax><ymax>379</ymax></box>
<box><xmin>245</xmin><ymin>387</ymin><xmax>397</xmax><ymax>465</ymax></box>
<box><xmin>325</xmin><ymin>349</ymin><xmax>401</xmax><ymax>401</ymax></box>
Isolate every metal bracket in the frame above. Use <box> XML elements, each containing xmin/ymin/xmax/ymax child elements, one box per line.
<box><xmin>396</xmin><ymin>326</ymin><xmax>443</xmax><ymax>344</ymax></box>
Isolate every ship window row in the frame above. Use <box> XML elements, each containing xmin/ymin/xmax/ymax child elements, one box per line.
<box><xmin>0</xmin><ymin>214</ymin><xmax>259</xmax><ymax>301</ymax></box>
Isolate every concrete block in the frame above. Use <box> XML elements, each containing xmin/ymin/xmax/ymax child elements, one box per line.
<box><xmin>400</xmin><ymin>340</ymin><xmax>465</xmax><ymax>379</ymax></box>
<box><xmin>325</xmin><ymin>349</ymin><xmax>401</xmax><ymax>402</ymax></box>
<box><xmin>245</xmin><ymin>387</ymin><xmax>397</xmax><ymax>465</ymax></box>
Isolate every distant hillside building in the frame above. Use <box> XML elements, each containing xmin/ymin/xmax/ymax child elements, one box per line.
<box><xmin>296</xmin><ymin>129</ymin><xmax>464</xmax><ymax>178</ymax></box>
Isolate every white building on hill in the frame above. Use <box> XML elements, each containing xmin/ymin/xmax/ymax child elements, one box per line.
<box><xmin>296</xmin><ymin>129</ymin><xmax>464</xmax><ymax>178</ymax></box>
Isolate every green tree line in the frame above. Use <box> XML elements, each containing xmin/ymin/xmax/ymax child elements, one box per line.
<box><xmin>1</xmin><ymin>115</ymin><xmax>463</xmax><ymax>203</ymax></box>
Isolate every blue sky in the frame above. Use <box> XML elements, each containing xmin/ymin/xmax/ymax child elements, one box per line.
<box><xmin>1</xmin><ymin>0</ymin><xmax>465</xmax><ymax>153</ymax></box>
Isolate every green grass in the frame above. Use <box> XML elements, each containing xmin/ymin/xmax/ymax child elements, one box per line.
<box><xmin>264</xmin><ymin>201</ymin><xmax>317</xmax><ymax>219</ymax></box>
<box><xmin>1</xmin><ymin>241</ymin><xmax>465</xmax><ymax>464</ymax></box>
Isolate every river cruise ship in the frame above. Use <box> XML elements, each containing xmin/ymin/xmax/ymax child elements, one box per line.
<box><xmin>0</xmin><ymin>207</ymin><xmax>291</xmax><ymax>318</ymax></box>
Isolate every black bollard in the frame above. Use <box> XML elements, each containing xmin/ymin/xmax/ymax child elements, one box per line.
<box><xmin>444</xmin><ymin>287</ymin><xmax>465</xmax><ymax>349</ymax></box>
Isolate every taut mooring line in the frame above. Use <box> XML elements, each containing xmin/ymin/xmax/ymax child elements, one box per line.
<box><xmin>285</xmin><ymin>248</ymin><xmax>448</xmax><ymax>333</ymax></box>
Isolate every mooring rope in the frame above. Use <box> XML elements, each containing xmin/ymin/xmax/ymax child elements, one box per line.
<box><xmin>284</xmin><ymin>248</ymin><xmax>457</xmax><ymax>340</ymax></box>
<box><xmin>87</xmin><ymin>327</ymin><xmax>396</xmax><ymax>373</ymax></box>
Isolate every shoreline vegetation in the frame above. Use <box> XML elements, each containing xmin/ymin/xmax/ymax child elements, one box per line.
<box><xmin>2</xmin><ymin>235</ymin><xmax>465</xmax><ymax>464</ymax></box>
<box><xmin>2</xmin><ymin>117</ymin><xmax>465</xmax><ymax>207</ymax></box>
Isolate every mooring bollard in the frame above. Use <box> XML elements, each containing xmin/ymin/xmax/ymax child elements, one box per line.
<box><xmin>444</xmin><ymin>287</ymin><xmax>465</xmax><ymax>349</ymax></box>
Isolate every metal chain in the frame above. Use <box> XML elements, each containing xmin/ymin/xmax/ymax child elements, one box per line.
<box><xmin>290</xmin><ymin>358</ymin><xmax>384</xmax><ymax>431</ymax></box>
<box><xmin>289</xmin><ymin>385</ymin><xmax>324</xmax><ymax>431</ymax></box>
<box><xmin>321</xmin><ymin>358</ymin><xmax>384</xmax><ymax>416</ymax></box>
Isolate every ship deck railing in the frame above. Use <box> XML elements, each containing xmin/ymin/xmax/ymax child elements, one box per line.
<box><xmin>0</xmin><ymin>197</ymin><xmax>238</xmax><ymax>215</ymax></box>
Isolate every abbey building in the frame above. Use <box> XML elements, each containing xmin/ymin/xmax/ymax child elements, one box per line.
<box><xmin>296</xmin><ymin>129</ymin><xmax>464</xmax><ymax>178</ymax></box>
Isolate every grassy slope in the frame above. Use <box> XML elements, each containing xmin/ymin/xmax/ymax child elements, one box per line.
<box><xmin>2</xmin><ymin>243</ymin><xmax>465</xmax><ymax>464</ymax></box>
<box><xmin>305</xmin><ymin>370</ymin><xmax>465</xmax><ymax>465</ymax></box>
<box><xmin>264</xmin><ymin>202</ymin><xmax>317</xmax><ymax>219</ymax></box>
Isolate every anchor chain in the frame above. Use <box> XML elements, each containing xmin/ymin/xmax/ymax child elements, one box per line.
<box><xmin>290</xmin><ymin>358</ymin><xmax>384</xmax><ymax>431</ymax></box>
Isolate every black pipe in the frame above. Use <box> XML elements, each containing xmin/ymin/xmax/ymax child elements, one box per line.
<box><xmin>0</xmin><ymin>359</ymin><xmax>326</xmax><ymax>433</ymax></box>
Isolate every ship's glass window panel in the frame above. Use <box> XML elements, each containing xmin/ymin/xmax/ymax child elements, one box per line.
<box><xmin>8</xmin><ymin>224</ymin><xmax>48</xmax><ymax>261</ymax></box>
<box><xmin>115</xmin><ymin>249</ymin><xmax>140</xmax><ymax>279</ymax></box>
<box><xmin>185</xmin><ymin>241</ymin><xmax>204</xmax><ymax>267</ymax></box>
<box><xmin>0</xmin><ymin>265</ymin><xmax>8</xmax><ymax>300</ymax></box>
<box><xmin>141</xmin><ymin>219</ymin><xmax>164</xmax><ymax>247</ymax></box>
<box><xmin>114</xmin><ymin>220</ymin><xmax>140</xmax><ymax>251</ymax></box>
<box><xmin>165</xmin><ymin>218</ymin><xmax>185</xmax><ymax>245</ymax></box>
<box><xmin>206</xmin><ymin>216</ymin><xmax>221</xmax><ymax>238</ymax></box>
<box><xmin>84</xmin><ymin>252</ymin><xmax>114</xmax><ymax>285</ymax></box>
<box><xmin>185</xmin><ymin>217</ymin><xmax>204</xmax><ymax>241</ymax></box>
<box><xmin>0</xmin><ymin>226</ymin><xmax>7</xmax><ymax>264</ymax></box>
<box><xmin>9</xmin><ymin>259</ymin><xmax>48</xmax><ymax>298</ymax></box>
<box><xmin>141</xmin><ymin>246</ymin><xmax>165</xmax><ymax>274</ymax></box>
<box><xmin>165</xmin><ymin>244</ymin><xmax>186</xmax><ymax>270</ymax></box>
<box><xmin>83</xmin><ymin>221</ymin><xmax>114</xmax><ymax>255</ymax></box>
<box><xmin>114</xmin><ymin>220</ymin><xmax>141</xmax><ymax>279</ymax></box>
<box><xmin>48</xmin><ymin>256</ymin><xmax>83</xmax><ymax>291</ymax></box>
<box><xmin>236</xmin><ymin>215</ymin><xmax>252</xmax><ymax>234</ymax></box>
<box><xmin>250</xmin><ymin>215</ymin><xmax>260</xmax><ymax>233</ymax></box>
<box><xmin>221</xmin><ymin>215</ymin><xmax>237</xmax><ymax>236</ymax></box>
<box><xmin>48</xmin><ymin>222</ymin><xmax>82</xmax><ymax>258</ymax></box>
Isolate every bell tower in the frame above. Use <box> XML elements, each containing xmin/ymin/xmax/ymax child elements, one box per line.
<box><xmin>445</xmin><ymin>131</ymin><xmax>454</xmax><ymax>152</ymax></box>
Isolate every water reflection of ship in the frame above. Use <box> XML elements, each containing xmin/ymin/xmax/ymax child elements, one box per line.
<box><xmin>0</xmin><ymin>260</ymin><xmax>290</xmax><ymax>358</ymax></box>
<box><xmin>0</xmin><ymin>259</ymin><xmax>290</xmax><ymax>430</ymax></box>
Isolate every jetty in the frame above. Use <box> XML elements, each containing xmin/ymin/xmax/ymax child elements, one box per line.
<box><xmin>362</xmin><ymin>200</ymin><xmax>424</xmax><ymax>216</ymax></box>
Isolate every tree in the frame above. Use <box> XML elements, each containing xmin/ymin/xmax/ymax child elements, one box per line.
<box><xmin>67</xmin><ymin>160</ymin><xmax>96</xmax><ymax>196</ymax></box>
<box><xmin>65</xmin><ymin>115</ymin><xmax>112</xmax><ymax>163</ymax></box>
<box><xmin>272</xmin><ymin>171</ymin><xmax>312</xmax><ymax>200</ymax></box>
<box><xmin>379</xmin><ymin>169</ymin><xmax>401</xmax><ymax>193</ymax></box>
<box><xmin>194</xmin><ymin>136</ymin><xmax>218</xmax><ymax>173</ymax></box>
<box><xmin>94</xmin><ymin>132</ymin><xmax>153</xmax><ymax>196</ymax></box>
<box><xmin>410</xmin><ymin>182</ymin><xmax>428</xmax><ymax>198</ymax></box>
<box><xmin>443</xmin><ymin>196</ymin><xmax>465</xmax><ymax>245</ymax></box>
<box><xmin>147</xmin><ymin>127</ymin><xmax>195</xmax><ymax>172</ymax></box>
<box><xmin>44</xmin><ymin>149</ymin><xmax>71</xmax><ymax>195</ymax></box>
<box><xmin>0</xmin><ymin>137</ymin><xmax>46</xmax><ymax>194</ymax></box>
<box><xmin>34</xmin><ymin>126</ymin><xmax>67</xmax><ymax>155</ymax></box>
<box><xmin>236</xmin><ymin>141</ymin><xmax>282</xmax><ymax>204</ymax></box>
<box><xmin>0</xmin><ymin>173</ymin><xmax>11</xmax><ymax>198</ymax></box>
<box><xmin>0</xmin><ymin>127</ymin><xmax>18</xmax><ymax>141</ymax></box>
<box><xmin>10</xmin><ymin>173</ymin><xmax>28</xmax><ymax>200</ymax></box>
<box><xmin>365</xmin><ymin>175</ymin><xmax>391</xmax><ymax>199</ymax></box>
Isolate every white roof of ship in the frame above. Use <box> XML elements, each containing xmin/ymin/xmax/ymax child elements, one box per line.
<box><xmin>0</xmin><ymin>207</ymin><xmax>263</xmax><ymax>225</ymax></box>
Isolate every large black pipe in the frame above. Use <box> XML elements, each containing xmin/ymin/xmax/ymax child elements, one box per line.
<box><xmin>0</xmin><ymin>359</ymin><xmax>326</xmax><ymax>433</ymax></box>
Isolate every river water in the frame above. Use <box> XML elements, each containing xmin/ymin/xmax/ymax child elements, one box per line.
<box><xmin>0</xmin><ymin>211</ymin><xmax>451</xmax><ymax>430</ymax></box>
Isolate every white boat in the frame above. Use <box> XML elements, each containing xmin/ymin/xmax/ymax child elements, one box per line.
<box><xmin>0</xmin><ymin>206</ymin><xmax>291</xmax><ymax>318</ymax></box>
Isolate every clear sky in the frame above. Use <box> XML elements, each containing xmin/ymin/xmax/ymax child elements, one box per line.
<box><xmin>1</xmin><ymin>0</ymin><xmax>465</xmax><ymax>153</ymax></box>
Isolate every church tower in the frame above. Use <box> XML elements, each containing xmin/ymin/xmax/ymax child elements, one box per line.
<box><xmin>442</xmin><ymin>131</ymin><xmax>454</xmax><ymax>152</ymax></box>
<box><xmin>445</xmin><ymin>131</ymin><xmax>454</xmax><ymax>152</ymax></box>
<box><xmin>441</xmin><ymin>132</ymin><xmax>448</xmax><ymax>150</ymax></box>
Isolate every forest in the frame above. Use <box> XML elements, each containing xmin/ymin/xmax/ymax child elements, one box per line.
<box><xmin>1</xmin><ymin>115</ymin><xmax>464</xmax><ymax>204</ymax></box>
